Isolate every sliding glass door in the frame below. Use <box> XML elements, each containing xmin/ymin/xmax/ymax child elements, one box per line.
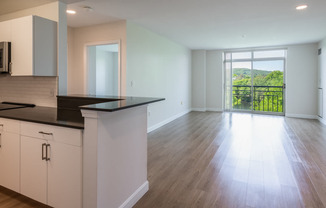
<box><xmin>224</xmin><ymin>49</ymin><xmax>286</xmax><ymax>115</ymax></box>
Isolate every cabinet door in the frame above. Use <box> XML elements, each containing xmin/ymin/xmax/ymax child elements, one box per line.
<box><xmin>33</xmin><ymin>16</ymin><xmax>57</xmax><ymax>76</ymax></box>
<box><xmin>47</xmin><ymin>141</ymin><xmax>82</xmax><ymax>208</ymax></box>
<box><xmin>0</xmin><ymin>132</ymin><xmax>20</xmax><ymax>192</ymax></box>
<box><xmin>11</xmin><ymin>16</ymin><xmax>33</xmax><ymax>76</ymax></box>
<box><xmin>0</xmin><ymin>20</ymin><xmax>11</xmax><ymax>41</ymax></box>
<box><xmin>20</xmin><ymin>136</ymin><xmax>47</xmax><ymax>204</ymax></box>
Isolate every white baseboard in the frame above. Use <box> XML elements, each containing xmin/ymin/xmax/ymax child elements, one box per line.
<box><xmin>318</xmin><ymin>117</ymin><xmax>326</xmax><ymax>125</ymax></box>
<box><xmin>192</xmin><ymin>108</ymin><xmax>206</xmax><ymax>112</ymax></box>
<box><xmin>147</xmin><ymin>109</ymin><xmax>191</xmax><ymax>133</ymax></box>
<box><xmin>206</xmin><ymin>108</ymin><xmax>223</xmax><ymax>112</ymax></box>
<box><xmin>285</xmin><ymin>113</ymin><xmax>318</xmax><ymax>119</ymax></box>
<box><xmin>119</xmin><ymin>181</ymin><xmax>149</xmax><ymax>208</ymax></box>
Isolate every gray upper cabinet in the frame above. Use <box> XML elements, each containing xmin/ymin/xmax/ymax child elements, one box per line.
<box><xmin>0</xmin><ymin>15</ymin><xmax>57</xmax><ymax>76</ymax></box>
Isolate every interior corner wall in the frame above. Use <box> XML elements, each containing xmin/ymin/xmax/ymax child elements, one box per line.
<box><xmin>318</xmin><ymin>38</ymin><xmax>326</xmax><ymax>124</ymax></box>
<box><xmin>67</xmin><ymin>20</ymin><xmax>127</xmax><ymax>95</ymax></box>
<box><xmin>206</xmin><ymin>50</ymin><xmax>223</xmax><ymax>111</ymax></box>
<box><xmin>191</xmin><ymin>50</ymin><xmax>223</xmax><ymax>112</ymax></box>
<box><xmin>126</xmin><ymin>22</ymin><xmax>192</xmax><ymax>131</ymax></box>
<box><xmin>191</xmin><ymin>50</ymin><xmax>206</xmax><ymax>111</ymax></box>
<box><xmin>57</xmin><ymin>1</ymin><xmax>67</xmax><ymax>95</ymax></box>
<box><xmin>286</xmin><ymin>43</ymin><xmax>318</xmax><ymax>118</ymax></box>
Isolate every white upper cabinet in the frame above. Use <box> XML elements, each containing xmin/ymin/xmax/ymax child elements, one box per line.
<box><xmin>2</xmin><ymin>15</ymin><xmax>57</xmax><ymax>76</ymax></box>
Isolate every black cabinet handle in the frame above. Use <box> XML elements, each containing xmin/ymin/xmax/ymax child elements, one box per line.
<box><xmin>46</xmin><ymin>144</ymin><xmax>51</xmax><ymax>161</ymax></box>
<box><xmin>0</xmin><ymin>133</ymin><xmax>2</xmax><ymax>148</ymax></box>
<box><xmin>38</xmin><ymin>131</ymin><xmax>53</xmax><ymax>136</ymax></box>
<box><xmin>42</xmin><ymin>143</ymin><xmax>47</xmax><ymax>160</ymax></box>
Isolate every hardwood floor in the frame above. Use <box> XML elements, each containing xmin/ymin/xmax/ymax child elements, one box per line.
<box><xmin>134</xmin><ymin>112</ymin><xmax>326</xmax><ymax>208</ymax></box>
<box><xmin>1</xmin><ymin>112</ymin><xmax>326</xmax><ymax>207</ymax></box>
<box><xmin>0</xmin><ymin>186</ymin><xmax>49</xmax><ymax>208</ymax></box>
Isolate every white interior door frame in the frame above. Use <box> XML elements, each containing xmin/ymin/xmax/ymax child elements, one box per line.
<box><xmin>84</xmin><ymin>40</ymin><xmax>121</xmax><ymax>96</ymax></box>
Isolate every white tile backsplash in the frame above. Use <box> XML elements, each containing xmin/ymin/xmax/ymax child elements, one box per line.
<box><xmin>0</xmin><ymin>76</ymin><xmax>57</xmax><ymax>107</ymax></box>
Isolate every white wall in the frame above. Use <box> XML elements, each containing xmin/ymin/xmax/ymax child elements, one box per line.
<box><xmin>67</xmin><ymin>20</ymin><xmax>127</xmax><ymax>95</ymax></box>
<box><xmin>191</xmin><ymin>50</ymin><xmax>206</xmax><ymax>111</ymax></box>
<box><xmin>318</xmin><ymin>38</ymin><xmax>326</xmax><ymax>124</ymax></box>
<box><xmin>192</xmin><ymin>43</ymin><xmax>318</xmax><ymax>118</ymax></box>
<box><xmin>96</xmin><ymin>50</ymin><xmax>116</xmax><ymax>95</ymax></box>
<box><xmin>87</xmin><ymin>46</ymin><xmax>96</xmax><ymax>95</ymax></box>
<box><xmin>191</xmin><ymin>50</ymin><xmax>223</xmax><ymax>111</ymax></box>
<box><xmin>206</xmin><ymin>51</ymin><xmax>223</xmax><ymax>111</ymax></box>
<box><xmin>126</xmin><ymin>22</ymin><xmax>192</xmax><ymax>131</ymax></box>
<box><xmin>286</xmin><ymin>43</ymin><xmax>318</xmax><ymax>118</ymax></box>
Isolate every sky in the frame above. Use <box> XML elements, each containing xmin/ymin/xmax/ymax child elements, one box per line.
<box><xmin>232</xmin><ymin>60</ymin><xmax>284</xmax><ymax>72</ymax></box>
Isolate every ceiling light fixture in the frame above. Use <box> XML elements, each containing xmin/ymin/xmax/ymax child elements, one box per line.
<box><xmin>66</xmin><ymin>10</ymin><xmax>76</xmax><ymax>14</ymax></box>
<box><xmin>82</xmin><ymin>6</ymin><xmax>94</xmax><ymax>12</ymax></box>
<box><xmin>296</xmin><ymin>4</ymin><xmax>308</xmax><ymax>10</ymax></box>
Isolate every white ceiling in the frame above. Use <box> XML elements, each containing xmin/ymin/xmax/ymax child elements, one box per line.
<box><xmin>1</xmin><ymin>0</ymin><xmax>325</xmax><ymax>50</ymax></box>
<box><xmin>0</xmin><ymin>0</ymin><xmax>80</xmax><ymax>16</ymax></box>
<box><xmin>66</xmin><ymin>0</ymin><xmax>326</xmax><ymax>49</ymax></box>
<box><xmin>0</xmin><ymin>0</ymin><xmax>56</xmax><ymax>15</ymax></box>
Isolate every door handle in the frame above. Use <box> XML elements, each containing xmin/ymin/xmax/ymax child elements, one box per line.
<box><xmin>39</xmin><ymin>131</ymin><xmax>53</xmax><ymax>136</ymax></box>
<box><xmin>46</xmin><ymin>144</ymin><xmax>51</xmax><ymax>161</ymax></box>
<box><xmin>0</xmin><ymin>133</ymin><xmax>2</xmax><ymax>148</ymax></box>
<box><xmin>42</xmin><ymin>143</ymin><xmax>47</xmax><ymax>160</ymax></box>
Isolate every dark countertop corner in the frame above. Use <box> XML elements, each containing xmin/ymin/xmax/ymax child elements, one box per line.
<box><xmin>0</xmin><ymin>95</ymin><xmax>165</xmax><ymax>129</ymax></box>
<box><xmin>0</xmin><ymin>106</ymin><xmax>84</xmax><ymax>129</ymax></box>
<box><xmin>78</xmin><ymin>96</ymin><xmax>165</xmax><ymax>112</ymax></box>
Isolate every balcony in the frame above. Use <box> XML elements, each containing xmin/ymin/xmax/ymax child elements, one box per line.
<box><xmin>232</xmin><ymin>85</ymin><xmax>283</xmax><ymax>113</ymax></box>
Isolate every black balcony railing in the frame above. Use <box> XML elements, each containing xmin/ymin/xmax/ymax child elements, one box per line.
<box><xmin>232</xmin><ymin>85</ymin><xmax>283</xmax><ymax>113</ymax></box>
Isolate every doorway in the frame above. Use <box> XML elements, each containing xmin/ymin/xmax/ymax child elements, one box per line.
<box><xmin>86</xmin><ymin>42</ymin><xmax>120</xmax><ymax>96</ymax></box>
<box><xmin>224</xmin><ymin>49</ymin><xmax>286</xmax><ymax>115</ymax></box>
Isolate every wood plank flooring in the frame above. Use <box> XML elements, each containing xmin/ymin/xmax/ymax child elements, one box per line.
<box><xmin>134</xmin><ymin>112</ymin><xmax>326</xmax><ymax>208</ymax></box>
<box><xmin>1</xmin><ymin>112</ymin><xmax>326</xmax><ymax>208</ymax></box>
<box><xmin>0</xmin><ymin>186</ymin><xmax>49</xmax><ymax>208</ymax></box>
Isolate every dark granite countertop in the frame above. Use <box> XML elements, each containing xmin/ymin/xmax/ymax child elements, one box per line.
<box><xmin>0</xmin><ymin>106</ymin><xmax>84</xmax><ymax>129</ymax></box>
<box><xmin>58</xmin><ymin>94</ymin><xmax>165</xmax><ymax>112</ymax></box>
<box><xmin>0</xmin><ymin>95</ymin><xmax>164</xmax><ymax>129</ymax></box>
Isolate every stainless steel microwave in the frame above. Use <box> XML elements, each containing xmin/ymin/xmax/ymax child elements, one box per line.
<box><xmin>0</xmin><ymin>42</ymin><xmax>11</xmax><ymax>73</ymax></box>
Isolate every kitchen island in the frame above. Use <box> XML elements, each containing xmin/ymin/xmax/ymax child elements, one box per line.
<box><xmin>73</xmin><ymin>95</ymin><xmax>164</xmax><ymax>208</ymax></box>
<box><xmin>0</xmin><ymin>95</ymin><xmax>164</xmax><ymax>208</ymax></box>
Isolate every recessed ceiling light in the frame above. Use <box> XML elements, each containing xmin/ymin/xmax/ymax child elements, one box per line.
<box><xmin>82</xmin><ymin>6</ymin><xmax>94</xmax><ymax>12</ymax></box>
<box><xmin>296</xmin><ymin>4</ymin><xmax>308</xmax><ymax>10</ymax></box>
<box><xmin>66</xmin><ymin>10</ymin><xmax>76</xmax><ymax>14</ymax></box>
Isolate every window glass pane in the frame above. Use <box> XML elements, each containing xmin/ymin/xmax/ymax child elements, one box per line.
<box><xmin>252</xmin><ymin>60</ymin><xmax>284</xmax><ymax>113</ymax></box>
<box><xmin>232</xmin><ymin>52</ymin><xmax>251</xmax><ymax>60</ymax></box>
<box><xmin>254</xmin><ymin>50</ymin><xmax>285</xmax><ymax>58</ymax></box>
<box><xmin>232</xmin><ymin>62</ymin><xmax>252</xmax><ymax>111</ymax></box>
<box><xmin>253</xmin><ymin>60</ymin><xmax>284</xmax><ymax>74</ymax></box>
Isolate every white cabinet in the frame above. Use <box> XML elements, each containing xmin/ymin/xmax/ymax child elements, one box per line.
<box><xmin>10</xmin><ymin>15</ymin><xmax>57</xmax><ymax>76</ymax></box>
<box><xmin>0</xmin><ymin>20</ymin><xmax>11</xmax><ymax>41</ymax></box>
<box><xmin>20</xmin><ymin>122</ymin><xmax>82</xmax><ymax>208</ymax></box>
<box><xmin>0</xmin><ymin>119</ymin><xmax>20</xmax><ymax>192</ymax></box>
<box><xmin>20</xmin><ymin>135</ymin><xmax>47</xmax><ymax>204</ymax></box>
